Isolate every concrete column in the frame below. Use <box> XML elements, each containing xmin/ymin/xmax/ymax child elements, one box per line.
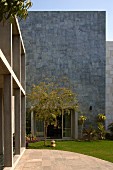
<box><xmin>21</xmin><ymin>54</ymin><xmax>25</xmax><ymax>90</ymax></box>
<box><xmin>0</xmin><ymin>89</ymin><xmax>3</xmax><ymax>154</ymax></box>
<box><xmin>31</xmin><ymin>111</ymin><xmax>34</xmax><ymax>136</ymax></box>
<box><xmin>34</xmin><ymin>114</ymin><xmax>37</xmax><ymax>135</ymax></box>
<box><xmin>3</xmin><ymin>75</ymin><xmax>13</xmax><ymax>167</ymax></box>
<box><xmin>21</xmin><ymin>95</ymin><xmax>26</xmax><ymax>147</ymax></box>
<box><xmin>15</xmin><ymin>89</ymin><xmax>21</xmax><ymax>154</ymax></box>
<box><xmin>13</xmin><ymin>35</ymin><xmax>21</xmax><ymax>81</ymax></box>
<box><xmin>12</xmin><ymin>96</ymin><xmax>15</xmax><ymax>135</ymax></box>
<box><xmin>75</xmin><ymin>112</ymin><xmax>78</xmax><ymax>139</ymax></box>
<box><xmin>0</xmin><ymin>21</ymin><xmax>12</xmax><ymax>66</ymax></box>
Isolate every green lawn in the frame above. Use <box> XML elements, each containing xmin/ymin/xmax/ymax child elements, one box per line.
<box><xmin>28</xmin><ymin>140</ymin><xmax>113</xmax><ymax>163</ymax></box>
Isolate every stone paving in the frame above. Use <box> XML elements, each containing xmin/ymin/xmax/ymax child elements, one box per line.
<box><xmin>14</xmin><ymin>149</ymin><xmax>113</xmax><ymax>170</ymax></box>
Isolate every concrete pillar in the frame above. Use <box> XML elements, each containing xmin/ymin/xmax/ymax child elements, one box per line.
<box><xmin>34</xmin><ymin>114</ymin><xmax>37</xmax><ymax>135</ymax></box>
<box><xmin>0</xmin><ymin>89</ymin><xmax>3</xmax><ymax>154</ymax></box>
<box><xmin>0</xmin><ymin>21</ymin><xmax>12</xmax><ymax>66</ymax></box>
<box><xmin>13</xmin><ymin>35</ymin><xmax>21</xmax><ymax>81</ymax></box>
<box><xmin>75</xmin><ymin>112</ymin><xmax>78</xmax><ymax>139</ymax></box>
<box><xmin>21</xmin><ymin>95</ymin><xmax>26</xmax><ymax>147</ymax></box>
<box><xmin>15</xmin><ymin>89</ymin><xmax>21</xmax><ymax>154</ymax></box>
<box><xmin>21</xmin><ymin>54</ymin><xmax>25</xmax><ymax>90</ymax></box>
<box><xmin>3</xmin><ymin>75</ymin><xmax>13</xmax><ymax>167</ymax></box>
<box><xmin>31</xmin><ymin>111</ymin><xmax>34</xmax><ymax>136</ymax></box>
<box><xmin>12</xmin><ymin>96</ymin><xmax>15</xmax><ymax>135</ymax></box>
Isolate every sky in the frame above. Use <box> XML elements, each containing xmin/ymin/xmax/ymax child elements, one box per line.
<box><xmin>29</xmin><ymin>0</ymin><xmax>113</xmax><ymax>41</ymax></box>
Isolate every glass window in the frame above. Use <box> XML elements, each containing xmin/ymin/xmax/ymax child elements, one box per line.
<box><xmin>36</xmin><ymin>120</ymin><xmax>44</xmax><ymax>137</ymax></box>
<box><xmin>63</xmin><ymin>111</ymin><xmax>71</xmax><ymax>137</ymax></box>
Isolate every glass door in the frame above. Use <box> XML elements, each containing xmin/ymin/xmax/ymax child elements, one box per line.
<box><xmin>47</xmin><ymin>115</ymin><xmax>62</xmax><ymax>139</ymax></box>
<box><xmin>63</xmin><ymin>111</ymin><xmax>71</xmax><ymax>137</ymax></box>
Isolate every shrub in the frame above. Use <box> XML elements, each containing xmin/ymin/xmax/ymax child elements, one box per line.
<box><xmin>26</xmin><ymin>134</ymin><xmax>40</xmax><ymax>143</ymax></box>
<box><xmin>97</xmin><ymin>123</ymin><xmax>106</xmax><ymax>140</ymax></box>
<box><xmin>97</xmin><ymin>113</ymin><xmax>106</xmax><ymax>122</ymax></box>
<box><xmin>78</xmin><ymin>115</ymin><xmax>87</xmax><ymax>139</ymax></box>
<box><xmin>78</xmin><ymin>115</ymin><xmax>87</xmax><ymax>125</ymax></box>
<box><xmin>108</xmin><ymin>122</ymin><xmax>113</xmax><ymax>133</ymax></box>
<box><xmin>106</xmin><ymin>122</ymin><xmax>113</xmax><ymax>140</ymax></box>
<box><xmin>83</xmin><ymin>126</ymin><xmax>97</xmax><ymax>141</ymax></box>
<box><xmin>105</xmin><ymin>132</ymin><xmax>113</xmax><ymax>140</ymax></box>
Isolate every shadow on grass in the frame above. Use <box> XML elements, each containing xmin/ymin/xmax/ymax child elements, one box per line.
<box><xmin>28</xmin><ymin>144</ymin><xmax>52</xmax><ymax>149</ymax></box>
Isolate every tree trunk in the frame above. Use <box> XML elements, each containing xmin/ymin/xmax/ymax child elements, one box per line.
<box><xmin>61</xmin><ymin>109</ymin><xmax>64</xmax><ymax>138</ymax></box>
<box><xmin>44</xmin><ymin>121</ymin><xmax>48</xmax><ymax>146</ymax></box>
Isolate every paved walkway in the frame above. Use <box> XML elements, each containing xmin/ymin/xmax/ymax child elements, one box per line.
<box><xmin>14</xmin><ymin>149</ymin><xmax>113</xmax><ymax>170</ymax></box>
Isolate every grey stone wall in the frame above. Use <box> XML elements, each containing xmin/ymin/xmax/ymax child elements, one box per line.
<box><xmin>106</xmin><ymin>42</ymin><xmax>113</xmax><ymax>129</ymax></box>
<box><xmin>19</xmin><ymin>11</ymin><xmax>105</xmax><ymax>125</ymax></box>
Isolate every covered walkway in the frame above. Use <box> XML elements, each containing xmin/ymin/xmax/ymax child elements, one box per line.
<box><xmin>0</xmin><ymin>17</ymin><xmax>26</xmax><ymax>169</ymax></box>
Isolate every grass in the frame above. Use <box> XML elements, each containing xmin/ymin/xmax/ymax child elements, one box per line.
<box><xmin>28</xmin><ymin>140</ymin><xmax>113</xmax><ymax>163</ymax></box>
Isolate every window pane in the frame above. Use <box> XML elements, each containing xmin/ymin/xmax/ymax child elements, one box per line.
<box><xmin>63</xmin><ymin>111</ymin><xmax>71</xmax><ymax>137</ymax></box>
<box><xmin>36</xmin><ymin>120</ymin><xmax>44</xmax><ymax>137</ymax></box>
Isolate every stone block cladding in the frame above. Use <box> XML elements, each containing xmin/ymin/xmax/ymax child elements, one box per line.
<box><xmin>19</xmin><ymin>11</ymin><xmax>105</xmax><ymax>125</ymax></box>
<box><xmin>106</xmin><ymin>42</ymin><xmax>113</xmax><ymax>128</ymax></box>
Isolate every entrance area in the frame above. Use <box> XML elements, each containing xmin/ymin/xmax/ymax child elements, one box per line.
<box><xmin>47</xmin><ymin>115</ymin><xmax>62</xmax><ymax>139</ymax></box>
<box><xmin>33</xmin><ymin>111</ymin><xmax>73</xmax><ymax>139</ymax></box>
<box><xmin>63</xmin><ymin>111</ymin><xmax>71</xmax><ymax>137</ymax></box>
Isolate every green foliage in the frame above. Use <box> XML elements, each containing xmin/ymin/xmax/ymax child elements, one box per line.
<box><xmin>108</xmin><ymin>122</ymin><xmax>113</xmax><ymax>133</ymax></box>
<box><xmin>0</xmin><ymin>0</ymin><xmax>32</xmax><ymax>22</ymax></box>
<box><xmin>26</xmin><ymin>134</ymin><xmax>39</xmax><ymax>143</ymax></box>
<box><xmin>97</xmin><ymin>113</ymin><xmax>106</xmax><ymax>122</ymax></box>
<box><xmin>96</xmin><ymin>113</ymin><xmax>106</xmax><ymax>140</ymax></box>
<box><xmin>78</xmin><ymin>113</ymin><xmax>107</xmax><ymax>141</ymax></box>
<box><xmin>28</xmin><ymin>82</ymin><xmax>79</xmax><ymax>145</ymax></box>
<box><xmin>97</xmin><ymin>123</ymin><xmax>106</xmax><ymax>140</ymax></box>
<box><xmin>78</xmin><ymin>115</ymin><xmax>87</xmax><ymax>125</ymax></box>
<box><xmin>83</xmin><ymin>126</ymin><xmax>97</xmax><ymax>141</ymax></box>
<box><xmin>78</xmin><ymin>115</ymin><xmax>87</xmax><ymax>139</ymax></box>
<box><xmin>28</xmin><ymin>82</ymin><xmax>78</xmax><ymax>123</ymax></box>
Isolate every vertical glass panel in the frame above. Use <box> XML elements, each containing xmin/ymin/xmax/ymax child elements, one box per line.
<box><xmin>47</xmin><ymin>115</ymin><xmax>62</xmax><ymax>138</ymax></box>
<box><xmin>36</xmin><ymin>120</ymin><xmax>44</xmax><ymax>137</ymax></box>
<box><xmin>63</xmin><ymin>111</ymin><xmax>71</xmax><ymax>137</ymax></box>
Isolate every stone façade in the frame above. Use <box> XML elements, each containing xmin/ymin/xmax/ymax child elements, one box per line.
<box><xmin>106</xmin><ymin>42</ymin><xmax>113</xmax><ymax>128</ymax></box>
<box><xmin>19</xmin><ymin>11</ymin><xmax>106</xmax><ymax>125</ymax></box>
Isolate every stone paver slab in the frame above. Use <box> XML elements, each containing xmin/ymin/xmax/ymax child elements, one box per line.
<box><xmin>14</xmin><ymin>149</ymin><xmax>113</xmax><ymax>170</ymax></box>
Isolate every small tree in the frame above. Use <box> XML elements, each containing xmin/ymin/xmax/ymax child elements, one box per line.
<box><xmin>78</xmin><ymin>115</ymin><xmax>87</xmax><ymax>139</ymax></box>
<box><xmin>28</xmin><ymin>82</ymin><xmax>79</xmax><ymax>145</ymax></box>
<box><xmin>97</xmin><ymin>123</ymin><xmax>106</xmax><ymax>140</ymax></box>
<box><xmin>97</xmin><ymin>113</ymin><xmax>106</xmax><ymax>140</ymax></box>
<box><xmin>83</xmin><ymin>126</ymin><xmax>96</xmax><ymax>141</ymax></box>
<box><xmin>0</xmin><ymin>0</ymin><xmax>32</xmax><ymax>22</ymax></box>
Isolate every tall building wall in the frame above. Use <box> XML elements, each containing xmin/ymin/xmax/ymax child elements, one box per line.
<box><xmin>19</xmin><ymin>11</ymin><xmax>105</xmax><ymax>124</ymax></box>
<box><xmin>106</xmin><ymin>42</ymin><xmax>113</xmax><ymax>128</ymax></box>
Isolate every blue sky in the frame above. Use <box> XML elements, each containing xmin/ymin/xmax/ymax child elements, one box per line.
<box><xmin>30</xmin><ymin>0</ymin><xmax>113</xmax><ymax>41</ymax></box>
